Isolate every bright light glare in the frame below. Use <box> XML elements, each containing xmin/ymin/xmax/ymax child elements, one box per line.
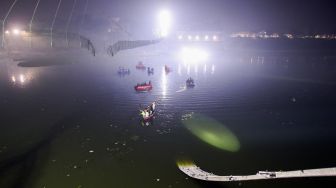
<box><xmin>13</xmin><ymin>29</ymin><xmax>20</xmax><ymax>35</ymax></box>
<box><xmin>158</xmin><ymin>10</ymin><xmax>171</xmax><ymax>37</ymax></box>
<box><xmin>178</xmin><ymin>35</ymin><xmax>183</xmax><ymax>40</ymax></box>
<box><xmin>188</xmin><ymin>35</ymin><xmax>192</xmax><ymax>40</ymax></box>
<box><xmin>213</xmin><ymin>35</ymin><xmax>218</xmax><ymax>41</ymax></box>
<box><xmin>195</xmin><ymin>35</ymin><xmax>199</xmax><ymax>40</ymax></box>
<box><xmin>19</xmin><ymin>74</ymin><xmax>25</xmax><ymax>83</ymax></box>
<box><xmin>11</xmin><ymin>76</ymin><xmax>16</xmax><ymax>83</ymax></box>
<box><xmin>5</xmin><ymin>30</ymin><xmax>10</xmax><ymax>34</ymax></box>
<box><xmin>180</xmin><ymin>47</ymin><xmax>209</xmax><ymax>64</ymax></box>
<box><xmin>204</xmin><ymin>35</ymin><xmax>209</xmax><ymax>40</ymax></box>
<box><xmin>161</xmin><ymin>66</ymin><xmax>167</xmax><ymax>97</ymax></box>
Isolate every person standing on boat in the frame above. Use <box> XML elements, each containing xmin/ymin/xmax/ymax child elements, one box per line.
<box><xmin>148</xmin><ymin>102</ymin><xmax>155</xmax><ymax>115</ymax></box>
<box><xmin>151</xmin><ymin>102</ymin><xmax>156</xmax><ymax>112</ymax></box>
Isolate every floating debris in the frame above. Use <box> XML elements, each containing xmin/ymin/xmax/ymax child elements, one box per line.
<box><xmin>156</xmin><ymin>178</ymin><xmax>160</xmax><ymax>182</ymax></box>
<box><xmin>181</xmin><ymin>112</ymin><xmax>194</xmax><ymax>121</ymax></box>
<box><xmin>66</xmin><ymin>174</ymin><xmax>70</xmax><ymax>177</ymax></box>
<box><xmin>130</xmin><ymin>135</ymin><xmax>139</xmax><ymax>141</ymax></box>
<box><xmin>89</xmin><ymin>150</ymin><xmax>94</xmax><ymax>153</ymax></box>
<box><xmin>291</xmin><ymin>97</ymin><xmax>296</xmax><ymax>102</ymax></box>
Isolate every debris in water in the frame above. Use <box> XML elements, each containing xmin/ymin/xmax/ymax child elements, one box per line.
<box><xmin>291</xmin><ymin>97</ymin><xmax>296</xmax><ymax>102</ymax></box>
<box><xmin>181</xmin><ymin>112</ymin><xmax>194</xmax><ymax>121</ymax></box>
<box><xmin>130</xmin><ymin>135</ymin><xmax>139</xmax><ymax>141</ymax></box>
<box><xmin>89</xmin><ymin>150</ymin><xmax>94</xmax><ymax>153</ymax></box>
<box><xmin>66</xmin><ymin>174</ymin><xmax>70</xmax><ymax>177</ymax></box>
<box><xmin>156</xmin><ymin>178</ymin><xmax>160</xmax><ymax>182</ymax></box>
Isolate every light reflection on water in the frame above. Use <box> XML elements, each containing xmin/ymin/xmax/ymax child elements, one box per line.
<box><xmin>161</xmin><ymin>66</ymin><xmax>167</xmax><ymax>97</ymax></box>
<box><xmin>4</xmin><ymin>60</ymin><xmax>39</xmax><ymax>87</ymax></box>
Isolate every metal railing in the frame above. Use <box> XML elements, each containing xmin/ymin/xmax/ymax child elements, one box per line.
<box><xmin>107</xmin><ymin>39</ymin><xmax>161</xmax><ymax>56</ymax></box>
<box><xmin>1</xmin><ymin>29</ymin><xmax>95</xmax><ymax>56</ymax></box>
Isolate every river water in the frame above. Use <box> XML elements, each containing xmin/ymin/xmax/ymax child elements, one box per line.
<box><xmin>0</xmin><ymin>49</ymin><xmax>336</xmax><ymax>188</ymax></box>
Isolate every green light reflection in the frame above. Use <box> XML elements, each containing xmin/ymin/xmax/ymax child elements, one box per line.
<box><xmin>182</xmin><ymin>113</ymin><xmax>240</xmax><ymax>152</ymax></box>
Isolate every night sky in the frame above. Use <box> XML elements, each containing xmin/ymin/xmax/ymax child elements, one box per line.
<box><xmin>0</xmin><ymin>0</ymin><xmax>335</xmax><ymax>34</ymax></box>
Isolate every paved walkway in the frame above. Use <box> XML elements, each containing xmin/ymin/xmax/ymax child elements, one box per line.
<box><xmin>178</xmin><ymin>164</ymin><xmax>336</xmax><ymax>182</ymax></box>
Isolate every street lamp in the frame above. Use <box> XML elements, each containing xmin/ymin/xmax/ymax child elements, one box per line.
<box><xmin>29</xmin><ymin>0</ymin><xmax>41</xmax><ymax>48</ymax></box>
<box><xmin>13</xmin><ymin>28</ymin><xmax>20</xmax><ymax>35</ymax></box>
<box><xmin>50</xmin><ymin>0</ymin><xmax>62</xmax><ymax>48</ymax></box>
<box><xmin>79</xmin><ymin>0</ymin><xmax>89</xmax><ymax>48</ymax></box>
<box><xmin>66</xmin><ymin>0</ymin><xmax>77</xmax><ymax>47</ymax></box>
<box><xmin>158</xmin><ymin>10</ymin><xmax>171</xmax><ymax>38</ymax></box>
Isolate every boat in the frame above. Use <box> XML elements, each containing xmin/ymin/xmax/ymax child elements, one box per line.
<box><xmin>136</xmin><ymin>61</ymin><xmax>146</xmax><ymax>69</ymax></box>
<box><xmin>134</xmin><ymin>82</ymin><xmax>152</xmax><ymax>92</ymax></box>
<box><xmin>142</xmin><ymin>111</ymin><xmax>155</xmax><ymax>121</ymax></box>
<box><xmin>186</xmin><ymin>77</ymin><xmax>195</xmax><ymax>87</ymax></box>
<box><xmin>139</xmin><ymin>102</ymin><xmax>156</xmax><ymax>121</ymax></box>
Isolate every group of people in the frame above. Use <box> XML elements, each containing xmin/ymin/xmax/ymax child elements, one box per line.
<box><xmin>165</xmin><ymin>65</ymin><xmax>171</xmax><ymax>73</ymax></box>
<box><xmin>147</xmin><ymin>67</ymin><xmax>154</xmax><ymax>74</ymax></box>
<box><xmin>186</xmin><ymin>77</ymin><xmax>195</xmax><ymax>87</ymax></box>
<box><xmin>187</xmin><ymin>77</ymin><xmax>194</xmax><ymax>83</ymax></box>
<box><xmin>140</xmin><ymin>102</ymin><xmax>156</xmax><ymax>119</ymax></box>
<box><xmin>118</xmin><ymin>67</ymin><xmax>130</xmax><ymax>74</ymax></box>
<box><xmin>136</xmin><ymin>81</ymin><xmax>151</xmax><ymax>86</ymax></box>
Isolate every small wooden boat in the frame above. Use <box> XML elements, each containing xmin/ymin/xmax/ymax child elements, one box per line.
<box><xmin>139</xmin><ymin>102</ymin><xmax>156</xmax><ymax>121</ymax></box>
<box><xmin>142</xmin><ymin>111</ymin><xmax>155</xmax><ymax>121</ymax></box>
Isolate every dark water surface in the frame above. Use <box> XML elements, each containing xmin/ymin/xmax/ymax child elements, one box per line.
<box><xmin>1</xmin><ymin>50</ymin><xmax>336</xmax><ymax>188</ymax></box>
